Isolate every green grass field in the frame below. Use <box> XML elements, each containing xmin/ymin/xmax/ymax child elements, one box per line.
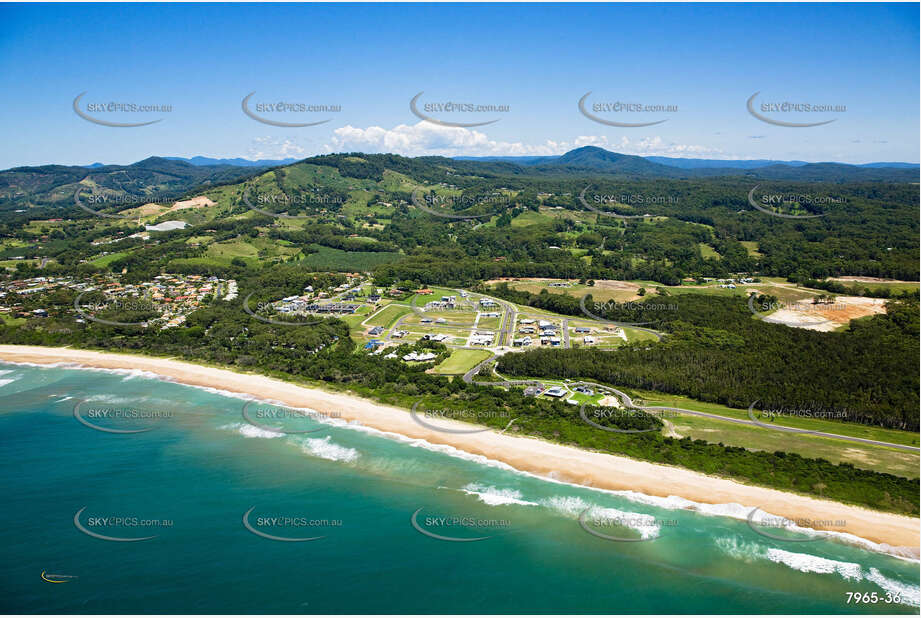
<box><xmin>300</xmin><ymin>245</ymin><xmax>402</xmax><ymax>271</ymax></box>
<box><xmin>89</xmin><ymin>252</ymin><xmax>130</xmax><ymax>267</ymax></box>
<box><xmin>740</xmin><ymin>241</ymin><xmax>763</xmax><ymax>257</ymax></box>
<box><xmin>432</xmin><ymin>349</ymin><xmax>493</xmax><ymax>375</ymax></box>
<box><xmin>364</xmin><ymin>304</ymin><xmax>412</xmax><ymax>329</ymax></box>
<box><xmin>698</xmin><ymin>243</ymin><xmax>721</xmax><ymax>260</ymax></box>
<box><xmin>825</xmin><ymin>278</ymin><xmax>920</xmax><ymax>294</ymax></box>
<box><xmin>626</xmin><ymin>389</ymin><xmax>919</xmax><ymax>447</ymax></box>
<box><xmin>668</xmin><ymin>412</ymin><xmax>918</xmax><ymax>478</ymax></box>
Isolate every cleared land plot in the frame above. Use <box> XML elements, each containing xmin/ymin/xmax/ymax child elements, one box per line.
<box><xmin>669</xmin><ymin>413</ymin><xmax>918</xmax><ymax>478</ymax></box>
<box><xmin>698</xmin><ymin>243</ymin><xmax>721</xmax><ymax>259</ymax></box>
<box><xmin>89</xmin><ymin>252</ymin><xmax>129</xmax><ymax>267</ymax></box>
<box><xmin>431</xmin><ymin>349</ymin><xmax>493</xmax><ymax>375</ymax></box>
<box><xmin>477</xmin><ymin>316</ymin><xmax>502</xmax><ymax>330</ymax></box>
<box><xmin>486</xmin><ymin>278</ymin><xmax>645</xmax><ymax>303</ymax></box>
<box><xmin>740</xmin><ymin>241</ymin><xmax>763</xmax><ymax>257</ymax></box>
<box><xmin>626</xmin><ymin>389</ymin><xmax>919</xmax><ymax>447</ymax></box>
<box><xmin>364</xmin><ymin>304</ymin><xmax>412</xmax><ymax>329</ymax></box>
<box><xmin>827</xmin><ymin>277</ymin><xmax>920</xmax><ymax>294</ymax></box>
<box><xmin>762</xmin><ymin>296</ymin><xmax>887</xmax><ymax>332</ymax></box>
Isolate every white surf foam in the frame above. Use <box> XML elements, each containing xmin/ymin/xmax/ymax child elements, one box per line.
<box><xmin>766</xmin><ymin>547</ymin><xmax>863</xmax><ymax>581</ymax></box>
<box><xmin>462</xmin><ymin>483</ymin><xmax>538</xmax><ymax>506</ymax></box>
<box><xmin>291</xmin><ymin>435</ymin><xmax>359</xmax><ymax>463</ymax></box>
<box><xmin>866</xmin><ymin>567</ymin><xmax>921</xmax><ymax>607</ymax></box>
<box><xmin>714</xmin><ymin>538</ymin><xmax>920</xmax><ymax>608</ymax></box>
<box><xmin>541</xmin><ymin>495</ymin><xmax>660</xmax><ymax>539</ymax></box>
<box><xmin>219</xmin><ymin>422</ymin><xmax>283</xmax><ymax>439</ymax></box>
<box><xmin>715</xmin><ymin>535</ymin><xmax>764</xmax><ymax>563</ymax></box>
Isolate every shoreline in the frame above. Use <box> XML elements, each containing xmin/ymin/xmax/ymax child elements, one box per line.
<box><xmin>1</xmin><ymin>344</ymin><xmax>918</xmax><ymax>555</ymax></box>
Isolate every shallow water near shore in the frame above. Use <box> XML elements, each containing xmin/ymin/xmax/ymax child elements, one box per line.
<box><xmin>0</xmin><ymin>362</ymin><xmax>918</xmax><ymax>614</ymax></box>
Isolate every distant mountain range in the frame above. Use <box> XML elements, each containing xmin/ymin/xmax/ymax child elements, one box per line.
<box><xmin>82</xmin><ymin>151</ymin><xmax>919</xmax><ymax>173</ymax></box>
<box><xmin>1</xmin><ymin>157</ymin><xmax>269</xmax><ymax>210</ymax></box>
<box><xmin>84</xmin><ymin>156</ymin><xmax>298</xmax><ymax>168</ymax></box>
<box><xmin>3</xmin><ymin>147</ymin><xmax>918</xmax><ymax>213</ymax></box>
<box><xmin>456</xmin><ymin>149</ymin><xmax>920</xmax><ymax>175</ymax></box>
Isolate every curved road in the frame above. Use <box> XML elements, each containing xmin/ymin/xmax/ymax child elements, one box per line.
<box><xmin>572</xmin><ymin>381</ymin><xmax>919</xmax><ymax>453</ymax></box>
<box><xmin>461</xmin><ymin>365</ymin><xmax>918</xmax><ymax>453</ymax></box>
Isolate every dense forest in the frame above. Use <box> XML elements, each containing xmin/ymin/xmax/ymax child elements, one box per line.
<box><xmin>489</xmin><ymin>284</ymin><xmax>920</xmax><ymax>430</ymax></box>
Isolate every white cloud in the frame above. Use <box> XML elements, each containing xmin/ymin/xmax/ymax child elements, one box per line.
<box><xmin>323</xmin><ymin>122</ymin><xmax>724</xmax><ymax>158</ymax></box>
<box><xmin>247</xmin><ymin>137</ymin><xmax>308</xmax><ymax>160</ymax></box>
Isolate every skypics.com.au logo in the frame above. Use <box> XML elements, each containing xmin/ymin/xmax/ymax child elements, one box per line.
<box><xmin>410</xmin><ymin>92</ymin><xmax>509</xmax><ymax>127</ymax></box>
<box><xmin>747</xmin><ymin>185</ymin><xmax>842</xmax><ymax>219</ymax></box>
<box><xmin>746</xmin><ymin>91</ymin><xmax>845</xmax><ymax>128</ymax></box>
<box><xmin>241</xmin><ymin>92</ymin><xmax>340</xmax><ymax>127</ymax></box>
<box><xmin>73</xmin><ymin>92</ymin><xmax>171</xmax><ymax>127</ymax></box>
<box><xmin>411</xmin><ymin>189</ymin><xmax>509</xmax><ymax>220</ymax></box>
<box><xmin>242</xmin><ymin>187</ymin><xmax>345</xmax><ymax>219</ymax></box>
<box><xmin>578</xmin><ymin>92</ymin><xmax>677</xmax><ymax>127</ymax></box>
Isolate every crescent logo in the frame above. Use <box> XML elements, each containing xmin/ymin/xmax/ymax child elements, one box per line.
<box><xmin>578</xmin><ymin>508</ymin><xmax>659</xmax><ymax>542</ymax></box>
<box><xmin>409</xmin><ymin>508</ymin><xmax>493</xmax><ymax>542</ymax></box>
<box><xmin>578</xmin><ymin>186</ymin><xmax>648</xmax><ymax>220</ymax></box>
<box><xmin>746</xmin><ymin>401</ymin><xmax>822</xmax><ymax>437</ymax></box>
<box><xmin>74</xmin><ymin>188</ymin><xmax>138</xmax><ymax>220</ymax></box>
<box><xmin>578</xmin><ymin>92</ymin><xmax>668</xmax><ymax>128</ymax></box>
<box><xmin>242</xmin><ymin>507</ymin><xmax>326</xmax><ymax>542</ymax></box>
<box><xmin>72</xmin><ymin>400</ymin><xmax>155</xmax><ymax>434</ymax></box>
<box><xmin>73</xmin><ymin>289</ymin><xmax>153</xmax><ymax>327</ymax></box>
<box><xmin>745</xmin><ymin>293</ymin><xmax>832</xmax><ymax>328</ymax></box>
<box><xmin>746</xmin><ymin>92</ymin><xmax>836</xmax><ymax>128</ymax></box>
<box><xmin>578</xmin><ymin>294</ymin><xmax>657</xmax><ymax>327</ymax></box>
<box><xmin>241</xmin><ymin>92</ymin><xmax>331</xmax><ymax>127</ymax></box>
<box><xmin>746</xmin><ymin>507</ymin><xmax>822</xmax><ymax>543</ymax></box>
<box><xmin>242</xmin><ymin>187</ymin><xmax>311</xmax><ymax>219</ymax></box>
<box><xmin>409</xmin><ymin>400</ymin><xmax>491</xmax><ymax>435</ymax></box>
<box><xmin>242</xmin><ymin>291</ymin><xmax>320</xmax><ymax>326</ymax></box>
<box><xmin>747</xmin><ymin>185</ymin><xmax>825</xmax><ymax>219</ymax></box>
<box><xmin>73</xmin><ymin>507</ymin><xmax>157</xmax><ymax>542</ymax></box>
<box><xmin>411</xmin><ymin>188</ymin><xmax>498</xmax><ymax>220</ymax></box>
<box><xmin>73</xmin><ymin>92</ymin><xmax>162</xmax><ymax>128</ymax></box>
<box><xmin>241</xmin><ymin>401</ymin><xmax>326</xmax><ymax>435</ymax></box>
<box><xmin>409</xmin><ymin>92</ymin><xmax>500</xmax><ymax>128</ymax></box>
<box><xmin>578</xmin><ymin>402</ymin><xmax>659</xmax><ymax>434</ymax></box>
<box><xmin>41</xmin><ymin>571</ymin><xmax>78</xmax><ymax>583</ymax></box>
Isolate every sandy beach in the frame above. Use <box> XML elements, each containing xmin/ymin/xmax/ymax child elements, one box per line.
<box><xmin>1</xmin><ymin>344</ymin><xmax>918</xmax><ymax>554</ymax></box>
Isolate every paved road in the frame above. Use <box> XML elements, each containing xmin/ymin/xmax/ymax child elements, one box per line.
<box><xmin>459</xmin><ymin>368</ymin><xmax>918</xmax><ymax>452</ymax></box>
<box><xmin>561</xmin><ymin>318</ymin><xmax>570</xmax><ymax>348</ymax></box>
<box><xmin>572</xmin><ymin>381</ymin><xmax>920</xmax><ymax>453</ymax></box>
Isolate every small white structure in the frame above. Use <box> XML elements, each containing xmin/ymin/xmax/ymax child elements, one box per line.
<box><xmin>145</xmin><ymin>220</ymin><xmax>188</xmax><ymax>232</ymax></box>
<box><xmin>403</xmin><ymin>351</ymin><xmax>437</xmax><ymax>362</ymax></box>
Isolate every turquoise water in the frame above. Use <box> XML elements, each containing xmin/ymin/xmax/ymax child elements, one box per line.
<box><xmin>0</xmin><ymin>362</ymin><xmax>918</xmax><ymax>614</ymax></box>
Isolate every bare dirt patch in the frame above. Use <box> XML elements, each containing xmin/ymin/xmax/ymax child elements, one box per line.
<box><xmin>830</xmin><ymin>276</ymin><xmax>914</xmax><ymax>284</ymax></box>
<box><xmin>765</xmin><ymin>296</ymin><xmax>886</xmax><ymax>331</ymax></box>
<box><xmin>170</xmin><ymin>196</ymin><xmax>216</xmax><ymax>211</ymax></box>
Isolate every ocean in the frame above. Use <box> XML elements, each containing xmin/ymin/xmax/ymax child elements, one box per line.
<box><xmin>0</xmin><ymin>361</ymin><xmax>918</xmax><ymax>614</ymax></box>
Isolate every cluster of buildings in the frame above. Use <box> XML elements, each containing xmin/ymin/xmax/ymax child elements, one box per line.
<box><xmin>274</xmin><ymin>277</ymin><xmax>375</xmax><ymax>317</ymax></box>
<box><xmin>514</xmin><ymin>318</ymin><xmax>562</xmax><ymax>347</ymax></box>
<box><xmin>399</xmin><ymin>350</ymin><xmax>438</xmax><ymax>362</ymax></box>
<box><xmin>469</xmin><ymin>331</ymin><xmax>495</xmax><ymax>346</ymax></box>
<box><xmin>703</xmin><ymin>277</ymin><xmax>754</xmax><ymax>289</ymax></box>
<box><xmin>0</xmin><ymin>274</ymin><xmax>236</xmax><ymax>329</ymax></box>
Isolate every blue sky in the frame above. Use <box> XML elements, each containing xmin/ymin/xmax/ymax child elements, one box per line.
<box><xmin>1</xmin><ymin>3</ymin><xmax>918</xmax><ymax>168</ymax></box>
